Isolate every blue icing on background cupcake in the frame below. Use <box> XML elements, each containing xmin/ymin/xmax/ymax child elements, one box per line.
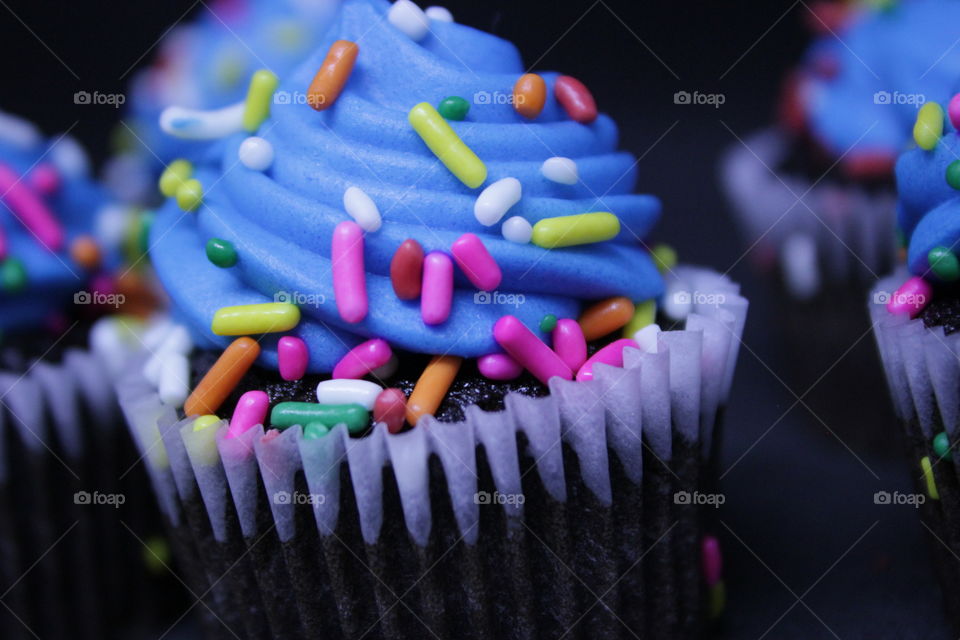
<box><xmin>147</xmin><ymin>0</ymin><xmax>663</xmax><ymax>373</ymax></box>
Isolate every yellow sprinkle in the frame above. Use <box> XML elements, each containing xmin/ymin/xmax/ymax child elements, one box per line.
<box><xmin>709</xmin><ymin>580</ymin><xmax>726</xmax><ymax>619</ymax></box>
<box><xmin>211</xmin><ymin>303</ymin><xmax>300</xmax><ymax>335</ymax></box>
<box><xmin>651</xmin><ymin>243</ymin><xmax>677</xmax><ymax>273</ymax></box>
<box><xmin>159</xmin><ymin>159</ymin><xmax>193</xmax><ymax>198</ymax></box>
<box><xmin>531</xmin><ymin>212</ymin><xmax>620</xmax><ymax>249</ymax></box>
<box><xmin>175</xmin><ymin>178</ymin><xmax>203</xmax><ymax>212</ymax></box>
<box><xmin>408</xmin><ymin>102</ymin><xmax>487</xmax><ymax>188</ymax></box>
<box><xmin>242</xmin><ymin>70</ymin><xmax>279</xmax><ymax>133</ymax></box>
<box><xmin>623</xmin><ymin>299</ymin><xmax>656</xmax><ymax>337</ymax></box>
<box><xmin>921</xmin><ymin>456</ymin><xmax>940</xmax><ymax>500</ymax></box>
<box><xmin>913</xmin><ymin>102</ymin><xmax>944</xmax><ymax>151</ymax></box>
<box><xmin>193</xmin><ymin>414</ymin><xmax>221</xmax><ymax>432</ymax></box>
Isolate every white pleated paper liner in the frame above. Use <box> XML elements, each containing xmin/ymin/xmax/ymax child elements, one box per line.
<box><xmin>722</xmin><ymin>128</ymin><xmax>897</xmax><ymax>300</ymax></box>
<box><xmin>869</xmin><ymin>273</ymin><xmax>960</xmax><ymax>630</ymax></box>
<box><xmin>116</xmin><ymin>265</ymin><xmax>748</xmax><ymax>640</ymax></box>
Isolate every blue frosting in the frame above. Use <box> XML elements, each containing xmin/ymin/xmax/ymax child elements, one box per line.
<box><xmin>799</xmin><ymin>0</ymin><xmax>960</xmax><ymax>159</ymax></box>
<box><xmin>149</xmin><ymin>0</ymin><xmax>664</xmax><ymax>372</ymax></box>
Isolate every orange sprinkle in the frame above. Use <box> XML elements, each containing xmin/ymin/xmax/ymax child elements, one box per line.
<box><xmin>307</xmin><ymin>40</ymin><xmax>359</xmax><ymax>111</ymax></box>
<box><xmin>70</xmin><ymin>235</ymin><xmax>101</xmax><ymax>270</ymax></box>
<box><xmin>184</xmin><ymin>337</ymin><xmax>261</xmax><ymax>416</ymax></box>
<box><xmin>513</xmin><ymin>73</ymin><xmax>546</xmax><ymax>119</ymax></box>
<box><xmin>405</xmin><ymin>354</ymin><xmax>462</xmax><ymax>426</ymax></box>
<box><xmin>578</xmin><ymin>296</ymin><xmax>635</xmax><ymax>341</ymax></box>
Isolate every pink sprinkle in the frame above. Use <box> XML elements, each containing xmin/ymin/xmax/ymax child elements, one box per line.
<box><xmin>451</xmin><ymin>233</ymin><xmax>502</xmax><ymax>292</ymax></box>
<box><xmin>950</xmin><ymin>93</ymin><xmax>960</xmax><ymax>131</ymax></box>
<box><xmin>0</xmin><ymin>227</ymin><xmax>7</xmax><ymax>261</ymax></box>
<box><xmin>90</xmin><ymin>273</ymin><xmax>116</xmax><ymax>297</ymax></box>
<box><xmin>333</xmin><ymin>338</ymin><xmax>393</xmax><ymax>379</ymax></box>
<box><xmin>493</xmin><ymin>315</ymin><xmax>572</xmax><ymax>385</ymax></box>
<box><xmin>29</xmin><ymin>164</ymin><xmax>60</xmax><ymax>195</ymax></box>
<box><xmin>552</xmin><ymin>319</ymin><xmax>587</xmax><ymax>371</ymax></box>
<box><xmin>331</xmin><ymin>221</ymin><xmax>368</xmax><ymax>323</ymax></box>
<box><xmin>0</xmin><ymin>163</ymin><xmax>64</xmax><ymax>251</ymax></box>
<box><xmin>278</xmin><ymin>336</ymin><xmax>308</xmax><ymax>381</ymax></box>
<box><xmin>702</xmin><ymin>535</ymin><xmax>722</xmax><ymax>587</ymax></box>
<box><xmin>477</xmin><ymin>353</ymin><xmax>523</xmax><ymax>380</ymax></box>
<box><xmin>421</xmin><ymin>251</ymin><xmax>454</xmax><ymax>325</ymax></box>
<box><xmin>227</xmin><ymin>390</ymin><xmax>269</xmax><ymax>439</ymax></box>
<box><xmin>575</xmin><ymin>338</ymin><xmax>639</xmax><ymax>382</ymax></box>
<box><xmin>262</xmin><ymin>428</ymin><xmax>282</xmax><ymax>442</ymax></box>
<box><xmin>887</xmin><ymin>276</ymin><xmax>932</xmax><ymax>318</ymax></box>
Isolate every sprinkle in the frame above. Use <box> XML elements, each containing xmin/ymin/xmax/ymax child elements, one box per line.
<box><xmin>934</xmin><ymin>431</ymin><xmax>951</xmax><ymax>459</ymax></box>
<box><xmin>0</xmin><ymin>163</ymin><xmax>64</xmax><ymax>251</ymax></box>
<box><xmin>278</xmin><ymin>336</ymin><xmax>308</xmax><ymax>381</ymax></box>
<box><xmin>184</xmin><ymin>338</ymin><xmax>261</xmax><ymax>416</ymax></box>
<box><xmin>623</xmin><ymin>299</ymin><xmax>656</xmax><ymax>337</ymax></box>
<box><xmin>176</xmin><ymin>178</ymin><xmax>203</xmax><ymax>212</ymax></box>
<box><xmin>307</xmin><ymin>40</ymin><xmax>359</xmax><ymax>111</ymax></box>
<box><xmin>501</xmin><ymin>216</ymin><xmax>533</xmax><ymax>244</ymax></box>
<box><xmin>409</xmin><ymin>102</ymin><xmax>487</xmax><ymax>188</ymax></box>
<box><xmin>886</xmin><ymin>276</ymin><xmax>931</xmax><ymax>318</ymax></box>
<box><xmin>70</xmin><ymin>235</ymin><xmax>101</xmax><ymax>270</ymax></box>
<box><xmin>438</xmin><ymin>96</ymin><xmax>470</xmax><ymax>121</ymax></box>
<box><xmin>374</xmin><ymin>388</ymin><xmax>408</xmax><ymax>434</ymax></box>
<box><xmin>947</xmin><ymin>160</ymin><xmax>960</xmax><ymax>190</ymax></box>
<box><xmin>343</xmin><ymin>186</ymin><xmax>382</xmax><ymax>232</ymax></box>
<box><xmin>541</xmin><ymin>157</ymin><xmax>578</xmax><ymax>184</ymax></box>
<box><xmin>948</xmin><ymin>93</ymin><xmax>960</xmax><ymax>132</ymax></box>
<box><xmin>539</xmin><ymin>314</ymin><xmax>557</xmax><ymax>333</ymax></box>
<box><xmin>425</xmin><ymin>6</ymin><xmax>453</xmax><ymax>22</ymax></box>
<box><xmin>406</xmin><ymin>354</ymin><xmax>462</xmax><ymax>425</ymax></box>
<box><xmin>575</xmin><ymin>338</ymin><xmax>638</xmax><ymax>381</ymax></box>
<box><xmin>159</xmin><ymin>101</ymin><xmax>245</xmax><ymax>140</ymax></box>
<box><xmin>159</xmin><ymin>159</ymin><xmax>193</xmax><ymax>198</ymax></box>
<box><xmin>921</xmin><ymin>456</ymin><xmax>940</xmax><ymax>500</ymax></box>
<box><xmin>913</xmin><ymin>101</ymin><xmax>943</xmax><ymax>151</ymax></box>
<box><xmin>709</xmin><ymin>581</ymin><xmax>726</xmax><ymax>619</ymax></box>
<box><xmin>332</xmin><ymin>221</ymin><xmax>368</xmax><ymax>323</ymax></box>
<box><xmin>193</xmin><ymin>415</ymin><xmax>221</xmax><ymax>432</ymax></box>
<box><xmin>421</xmin><ymin>251</ymin><xmax>454</xmax><ymax>325</ymax></box>
<box><xmin>578</xmin><ymin>296</ymin><xmax>635</xmax><ymax>341</ymax></box>
<box><xmin>632</xmin><ymin>323</ymin><xmax>661</xmax><ymax>352</ymax></box>
<box><xmin>651</xmin><ymin>244</ymin><xmax>677</xmax><ymax>273</ymax></box>
<box><xmin>531</xmin><ymin>212</ymin><xmax>619</xmax><ymax>249</ymax></box>
<box><xmin>238</xmin><ymin>136</ymin><xmax>274</xmax><ymax>171</ymax></box>
<box><xmin>701</xmin><ymin>535</ymin><xmax>722</xmax><ymax>586</ymax></box>
<box><xmin>554</xmin><ymin>75</ymin><xmax>598</xmax><ymax>124</ymax></box>
<box><xmin>494</xmin><ymin>315</ymin><xmax>572</xmax><ymax>384</ymax></box>
<box><xmin>158</xmin><ymin>352</ymin><xmax>190</xmax><ymax>407</ymax></box>
<box><xmin>552</xmin><ymin>318</ymin><xmax>587</xmax><ymax>370</ymax></box>
<box><xmin>206</xmin><ymin>238</ymin><xmax>237</xmax><ymax>268</ymax></box>
<box><xmin>228</xmin><ymin>390</ymin><xmax>269</xmax><ymax>438</ymax></box>
<box><xmin>451</xmin><ymin>233</ymin><xmax>502</xmax><ymax>291</ymax></box>
<box><xmin>510</xmin><ymin>73</ymin><xmax>547</xmax><ymax>120</ymax></box>
<box><xmin>333</xmin><ymin>338</ymin><xmax>393</xmax><ymax>379</ymax></box>
<box><xmin>371</xmin><ymin>354</ymin><xmax>399</xmax><ymax>379</ymax></box>
<box><xmin>242</xmin><ymin>70</ymin><xmax>279</xmax><ymax>132</ymax></box>
<box><xmin>474</xmin><ymin>177</ymin><xmax>521</xmax><ymax>225</ymax></box>
<box><xmin>390</xmin><ymin>238</ymin><xmax>424</xmax><ymax>299</ymax></box>
<box><xmin>388</xmin><ymin>0</ymin><xmax>430</xmax><ymax>41</ymax></box>
<box><xmin>29</xmin><ymin>164</ymin><xmax>59</xmax><ymax>195</ymax></box>
<box><xmin>303</xmin><ymin>423</ymin><xmax>330</xmax><ymax>439</ymax></box>
<box><xmin>477</xmin><ymin>353</ymin><xmax>523</xmax><ymax>380</ymax></box>
<box><xmin>0</xmin><ymin>227</ymin><xmax>5</xmax><ymax>260</ymax></box>
<box><xmin>929</xmin><ymin>246</ymin><xmax>960</xmax><ymax>281</ymax></box>
<box><xmin>316</xmin><ymin>379</ymin><xmax>382</xmax><ymax>410</ymax></box>
<box><xmin>271</xmin><ymin>402</ymin><xmax>369</xmax><ymax>435</ymax></box>
<box><xmin>211</xmin><ymin>302</ymin><xmax>301</xmax><ymax>335</ymax></box>
<box><xmin>1</xmin><ymin>257</ymin><xmax>27</xmax><ymax>293</ymax></box>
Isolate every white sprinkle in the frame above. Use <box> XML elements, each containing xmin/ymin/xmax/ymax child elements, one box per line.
<box><xmin>425</xmin><ymin>6</ymin><xmax>453</xmax><ymax>21</ymax></box>
<box><xmin>141</xmin><ymin>318</ymin><xmax>175</xmax><ymax>352</ymax></box>
<box><xmin>501</xmin><ymin>216</ymin><xmax>533</xmax><ymax>244</ymax></box>
<box><xmin>343</xmin><ymin>186</ymin><xmax>382</xmax><ymax>232</ymax></box>
<box><xmin>474</xmin><ymin>177</ymin><xmax>521</xmax><ymax>226</ymax></box>
<box><xmin>541</xmin><ymin>157</ymin><xmax>578</xmax><ymax>185</ymax></box>
<box><xmin>160</xmin><ymin>101</ymin><xmax>245</xmax><ymax>140</ymax></box>
<box><xmin>90</xmin><ymin>318</ymin><xmax>130</xmax><ymax>378</ymax></box>
<box><xmin>238</xmin><ymin>136</ymin><xmax>274</xmax><ymax>171</ymax></box>
<box><xmin>371</xmin><ymin>353</ymin><xmax>399</xmax><ymax>379</ymax></box>
<box><xmin>316</xmin><ymin>379</ymin><xmax>383</xmax><ymax>410</ymax></box>
<box><xmin>49</xmin><ymin>135</ymin><xmax>90</xmax><ymax>178</ymax></box>
<box><xmin>662</xmin><ymin>281</ymin><xmax>692</xmax><ymax>321</ymax></box>
<box><xmin>389</xmin><ymin>0</ymin><xmax>430</xmax><ymax>41</ymax></box>
<box><xmin>143</xmin><ymin>325</ymin><xmax>194</xmax><ymax>383</ymax></box>
<box><xmin>782</xmin><ymin>232</ymin><xmax>820</xmax><ymax>300</ymax></box>
<box><xmin>632</xmin><ymin>323</ymin><xmax>661</xmax><ymax>353</ymax></box>
<box><xmin>94</xmin><ymin>204</ymin><xmax>129</xmax><ymax>252</ymax></box>
<box><xmin>158</xmin><ymin>352</ymin><xmax>190</xmax><ymax>407</ymax></box>
<box><xmin>0</xmin><ymin>111</ymin><xmax>41</xmax><ymax>149</ymax></box>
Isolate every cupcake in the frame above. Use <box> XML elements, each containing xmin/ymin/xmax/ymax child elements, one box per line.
<box><xmin>117</xmin><ymin>1</ymin><xmax>749</xmax><ymax>638</ymax></box>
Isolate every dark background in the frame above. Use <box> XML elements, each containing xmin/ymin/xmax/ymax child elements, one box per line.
<box><xmin>2</xmin><ymin>1</ymin><xmax>954</xmax><ymax>637</ymax></box>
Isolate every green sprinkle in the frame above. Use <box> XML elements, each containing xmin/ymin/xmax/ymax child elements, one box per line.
<box><xmin>651</xmin><ymin>244</ymin><xmax>677</xmax><ymax>273</ymax></box>
<box><xmin>142</xmin><ymin>536</ymin><xmax>171</xmax><ymax>575</ymax></box>
<box><xmin>895</xmin><ymin>227</ymin><xmax>906</xmax><ymax>249</ymax></box>
<box><xmin>947</xmin><ymin>161</ymin><xmax>960</xmax><ymax>190</ymax></box>
<box><xmin>303</xmin><ymin>422</ymin><xmax>331</xmax><ymax>440</ymax></box>
<box><xmin>437</xmin><ymin>96</ymin><xmax>470</xmax><ymax>121</ymax></box>
<box><xmin>176</xmin><ymin>179</ymin><xmax>203</xmax><ymax>212</ymax></box>
<box><xmin>270</xmin><ymin>402</ymin><xmax>369</xmax><ymax>435</ymax></box>
<box><xmin>242</xmin><ymin>69</ymin><xmax>279</xmax><ymax>133</ymax></box>
<box><xmin>159</xmin><ymin>159</ymin><xmax>193</xmax><ymax>198</ymax></box>
<box><xmin>708</xmin><ymin>580</ymin><xmax>726</xmax><ymax>619</ymax></box>
<box><xmin>1</xmin><ymin>258</ymin><xmax>27</xmax><ymax>293</ymax></box>
<box><xmin>928</xmin><ymin>246</ymin><xmax>960</xmax><ymax>281</ymax></box>
<box><xmin>206</xmin><ymin>238</ymin><xmax>238</xmax><ymax>268</ymax></box>
<box><xmin>934</xmin><ymin>431</ymin><xmax>951</xmax><ymax>459</ymax></box>
<box><xmin>623</xmin><ymin>299</ymin><xmax>656</xmax><ymax>337</ymax></box>
<box><xmin>539</xmin><ymin>314</ymin><xmax>557</xmax><ymax>333</ymax></box>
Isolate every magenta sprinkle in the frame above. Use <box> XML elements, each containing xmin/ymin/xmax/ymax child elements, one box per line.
<box><xmin>421</xmin><ymin>251</ymin><xmax>454</xmax><ymax>325</ymax></box>
<box><xmin>701</xmin><ymin>535</ymin><xmax>722</xmax><ymax>587</ymax></box>
<box><xmin>227</xmin><ymin>390</ymin><xmax>269</xmax><ymax>439</ymax></box>
<box><xmin>575</xmin><ymin>338</ymin><xmax>638</xmax><ymax>382</ymax></box>
<box><xmin>886</xmin><ymin>276</ymin><xmax>932</xmax><ymax>318</ymax></box>
<box><xmin>28</xmin><ymin>164</ymin><xmax>60</xmax><ymax>195</ymax></box>
<box><xmin>493</xmin><ymin>315</ymin><xmax>572</xmax><ymax>384</ymax></box>
<box><xmin>333</xmin><ymin>338</ymin><xmax>393</xmax><ymax>379</ymax></box>
<box><xmin>331</xmin><ymin>220</ymin><xmax>368</xmax><ymax>323</ymax></box>
<box><xmin>552</xmin><ymin>318</ymin><xmax>588</xmax><ymax>371</ymax></box>
<box><xmin>451</xmin><ymin>233</ymin><xmax>502</xmax><ymax>291</ymax></box>
<box><xmin>278</xmin><ymin>336</ymin><xmax>309</xmax><ymax>381</ymax></box>
<box><xmin>950</xmin><ymin>93</ymin><xmax>960</xmax><ymax>131</ymax></box>
<box><xmin>477</xmin><ymin>353</ymin><xmax>523</xmax><ymax>380</ymax></box>
<box><xmin>0</xmin><ymin>162</ymin><xmax>64</xmax><ymax>251</ymax></box>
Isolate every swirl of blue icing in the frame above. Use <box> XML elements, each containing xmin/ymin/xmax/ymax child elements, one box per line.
<box><xmin>149</xmin><ymin>0</ymin><xmax>663</xmax><ymax>372</ymax></box>
<box><xmin>798</xmin><ymin>0</ymin><xmax>960</xmax><ymax>160</ymax></box>
<box><xmin>0</xmin><ymin>115</ymin><xmax>114</xmax><ymax>333</ymax></box>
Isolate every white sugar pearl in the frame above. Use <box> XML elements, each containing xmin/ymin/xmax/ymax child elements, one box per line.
<box><xmin>632</xmin><ymin>323</ymin><xmax>661</xmax><ymax>353</ymax></box>
<box><xmin>541</xmin><ymin>157</ymin><xmax>578</xmax><ymax>185</ymax></box>
<box><xmin>239</xmin><ymin>136</ymin><xmax>274</xmax><ymax>171</ymax></box>
<box><xmin>425</xmin><ymin>6</ymin><xmax>453</xmax><ymax>21</ymax></box>
<box><xmin>316</xmin><ymin>379</ymin><xmax>383</xmax><ymax>410</ymax></box>
<box><xmin>343</xmin><ymin>186</ymin><xmax>382</xmax><ymax>232</ymax></box>
<box><xmin>158</xmin><ymin>352</ymin><xmax>190</xmax><ymax>407</ymax></box>
<box><xmin>94</xmin><ymin>204</ymin><xmax>129</xmax><ymax>251</ymax></box>
<box><xmin>782</xmin><ymin>232</ymin><xmax>819</xmax><ymax>300</ymax></box>
<box><xmin>501</xmin><ymin>216</ymin><xmax>533</xmax><ymax>244</ymax></box>
<box><xmin>474</xmin><ymin>177</ymin><xmax>521</xmax><ymax>226</ymax></box>
<box><xmin>388</xmin><ymin>0</ymin><xmax>430</xmax><ymax>41</ymax></box>
<box><xmin>50</xmin><ymin>135</ymin><xmax>90</xmax><ymax>178</ymax></box>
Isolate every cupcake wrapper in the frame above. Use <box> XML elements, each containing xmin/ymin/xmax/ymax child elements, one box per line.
<box><xmin>118</xmin><ymin>266</ymin><xmax>748</xmax><ymax>639</ymax></box>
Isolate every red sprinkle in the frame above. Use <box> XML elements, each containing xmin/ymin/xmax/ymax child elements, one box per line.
<box><xmin>842</xmin><ymin>151</ymin><xmax>896</xmax><ymax>181</ymax></box>
<box><xmin>374</xmin><ymin>388</ymin><xmax>407</xmax><ymax>434</ymax></box>
<box><xmin>554</xmin><ymin>76</ymin><xmax>597</xmax><ymax>124</ymax></box>
<box><xmin>390</xmin><ymin>238</ymin><xmax>424</xmax><ymax>300</ymax></box>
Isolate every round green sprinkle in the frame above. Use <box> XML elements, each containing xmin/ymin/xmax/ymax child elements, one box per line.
<box><xmin>928</xmin><ymin>246</ymin><xmax>960</xmax><ymax>281</ymax></box>
<box><xmin>437</xmin><ymin>96</ymin><xmax>470</xmax><ymax>121</ymax></box>
<box><xmin>176</xmin><ymin>178</ymin><xmax>203</xmax><ymax>212</ymax></box>
<box><xmin>934</xmin><ymin>431</ymin><xmax>951</xmax><ymax>459</ymax></box>
<box><xmin>1</xmin><ymin>258</ymin><xmax>27</xmax><ymax>293</ymax></box>
<box><xmin>946</xmin><ymin>160</ymin><xmax>960</xmax><ymax>190</ymax></box>
<box><xmin>142</xmin><ymin>535</ymin><xmax>171</xmax><ymax>574</ymax></box>
<box><xmin>206</xmin><ymin>238</ymin><xmax>238</xmax><ymax>268</ymax></box>
<box><xmin>158</xmin><ymin>159</ymin><xmax>193</xmax><ymax>198</ymax></box>
<box><xmin>539</xmin><ymin>313</ymin><xmax>558</xmax><ymax>333</ymax></box>
<box><xmin>651</xmin><ymin>243</ymin><xmax>678</xmax><ymax>273</ymax></box>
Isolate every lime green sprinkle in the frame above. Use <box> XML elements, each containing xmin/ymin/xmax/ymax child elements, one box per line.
<box><xmin>242</xmin><ymin>69</ymin><xmax>279</xmax><ymax>133</ymax></box>
<box><xmin>159</xmin><ymin>159</ymin><xmax>193</xmax><ymax>198</ymax></box>
<box><xmin>142</xmin><ymin>535</ymin><xmax>171</xmax><ymax>574</ymax></box>
<box><xmin>623</xmin><ymin>299</ymin><xmax>656</xmax><ymax>337</ymax></box>
<box><xmin>1</xmin><ymin>258</ymin><xmax>27</xmax><ymax>293</ymax></box>
<box><xmin>921</xmin><ymin>456</ymin><xmax>940</xmax><ymax>500</ymax></box>
<box><xmin>934</xmin><ymin>431</ymin><xmax>951</xmax><ymax>459</ymax></box>
<box><xmin>928</xmin><ymin>246</ymin><xmax>960</xmax><ymax>281</ymax></box>
<box><xmin>651</xmin><ymin>243</ymin><xmax>677</xmax><ymax>273</ymax></box>
<box><xmin>438</xmin><ymin>96</ymin><xmax>470</xmax><ymax>121</ymax></box>
<box><xmin>914</xmin><ymin>102</ymin><xmax>944</xmax><ymax>151</ymax></box>
<box><xmin>206</xmin><ymin>238</ymin><xmax>238</xmax><ymax>268</ymax></box>
<box><xmin>539</xmin><ymin>314</ymin><xmax>558</xmax><ymax>333</ymax></box>
<box><xmin>193</xmin><ymin>414</ymin><xmax>221</xmax><ymax>432</ymax></box>
<box><xmin>708</xmin><ymin>580</ymin><xmax>726</xmax><ymax>619</ymax></box>
<box><xmin>176</xmin><ymin>179</ymin><xmax>203</xmax><ymax>212</ymax></box>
